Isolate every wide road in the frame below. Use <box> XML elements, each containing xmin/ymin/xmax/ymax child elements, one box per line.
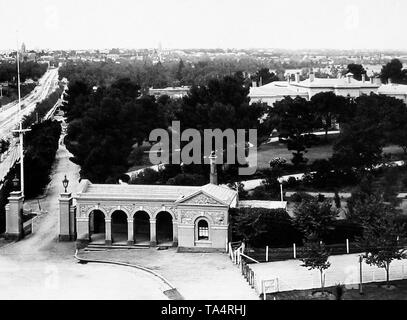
<box><xmin>0</xmin><ymin>125</ymin><xmax>167</xmax><ymax>299</ymax></box>
<box><xmin>0</xmin><ymin>67</ymin><xmax>59</xmax><ymax>140</ymax></box>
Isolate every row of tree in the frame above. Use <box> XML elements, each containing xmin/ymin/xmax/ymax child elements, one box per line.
<box><xmin>24</xmin><ymin>119</ymin><xmax>62</xmax><ymax>198</ymax></box>
<box><xmin>63</xmin><ymin>73</ymin><xmax>270</xmax><ymax>184</ymax></box>
<box><xmin>0</xmin><ymin>61</ymin><xmax>48</xmax><ymax>83</ymax></box>
<box><xmin>59</xmin><ymin>58</ymin><xmax>269</xmax><ymax>90</ymax></box>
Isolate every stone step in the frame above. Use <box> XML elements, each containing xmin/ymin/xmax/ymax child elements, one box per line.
<box><xmin>87</xmin><ymin>244</ymin><xmax>150</xmax><ymax>250</ymax></box>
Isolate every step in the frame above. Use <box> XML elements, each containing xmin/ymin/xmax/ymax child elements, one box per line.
<box><xmin>86</xmin><ymin>244</ymin><xmax>150</xmax><ymax>250</ymax></box>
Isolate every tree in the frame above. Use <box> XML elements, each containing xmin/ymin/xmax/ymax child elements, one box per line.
<box><xmin>251</xmin><ymin>68</ymin><xmax>279</xmax><ymax>86</ymax></box>
<box><xmin>310</xmin><ymin>92</ymin><xmax>347</xmax><ymax>140</ymax></box>
<box><xmin>331</xmin><ymin>94</ymin><xmax>386</xmax><ymax>170</ymax></box>
<box><xmin>293</xmin><ymin>198</ymin><xmax>338</xmax><ymax>239</ymax></box>
<box><xmin>293</xmin><ymin>198</ymin><xmax>338</xmax><ymax>293</ymax></box>
<box><xmin>345</xmin><ymin>64</ymin><xmax>367</xmax><ymax>81</ymax></box>
<box><xmin>301</xmin><ymin>233</ymin><xmax>331</xmax><ymax>293</ymax></box>
<box><xmin>352</xmin><ymin>196</ymin><xmax>406</xmax><ymax>288</ymax></box>
<box><xmin>380</xmin><ymin>59</ymin><xmax>407</xmax><ymax>84</ymax></box>
<box><xmin>272</xmin><ymin>96</ymin><xmax>319</xmax><ymax>167</ymax></box>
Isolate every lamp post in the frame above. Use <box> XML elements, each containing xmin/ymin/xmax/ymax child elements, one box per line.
<box><xmin>277</xmin><ymin>177</ymin><xmax>284</xmax><ymax>202</ymax></box>
<box><xmin>62</xmin><ymin>175</ymin><xmax>69</xmax><ymax>193</ymax></box>
<box><xmin>12</xmin><ymin>174</ymin><xmax>20</xmax><ymax>191</ymax></box>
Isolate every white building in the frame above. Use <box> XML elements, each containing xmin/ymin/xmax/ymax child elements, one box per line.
<box><xmin>378</xmin><ymin>82</ymin><xmax>407</xmax><ymax>104</ymax></box>
<box><xmin>249</xmin><ymin>72</ymin><xmax>383</xmax><ymax>105</ymax></box>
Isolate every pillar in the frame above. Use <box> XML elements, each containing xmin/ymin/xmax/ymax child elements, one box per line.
<box><xmin>127</xmin><ymin>218</ymin><xmax>134</xmax><ymax>246</ymax></box>
<box><xmin>172</xmin><ymin>221</ymin><xmax>178</xmax><ymax>247</ymax></box>
<box><xmin>5</xmin><ymin>191</ymin><xmax>24</xmax><ymax>240</ymax></box>
<box><xmin>59</xmin><ymin>192</ymin><xmax>73</xmax><ymax>241</ymax></box>
<box><xmin>150</xmin><ymin>218</ymin><xmax>156</xmax><ymax>246</ymax></box>
<box><xmin>105</xmin><ymin>219</ymin><xmax>112</xmax><ymax>245</ymax></box>
<box><xmin>69</xmin><ymin>205</ymin><xmax>77</xmax><ymax>240</ymax></box>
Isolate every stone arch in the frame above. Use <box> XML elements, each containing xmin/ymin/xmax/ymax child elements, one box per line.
<box><xmin>86</xmin><ymin>206</ymin><xmax>108</xmax><ymax>218</ymax></box>
<box><xmin>111</xmin><ymin>210</ymin><xmax>128</xmax><ymax>244</ymax></box>
<box><xmin>193</xmin><ymin>213</ymin><xmax>215</xmax><ymax>226</ymax></box>
<box><xmin>88</xmin><ymin>209</ymin><xmax>106</xmax><ymax>243</ymax></box>
<box><xmin>155</xmin><ymin>211</ymin><xmax>174</xmax><ymax>244</ymax></box>
<box><xmin>132</xmin><ymin>208</ymin><xmax>153</xmax><ymax>220</ymax></box>
<box><xmin>133</xmin><ymin>210</ymin><xmax>151</xmax><ymax>244</ymax></box>
<box><xmin>108</xmin><ymin>206</ymin><xmax>131</xmax><ymax>219</ymax></box>
<box><xmin>152</xmin><ymin>208</ymin><xmax>176</xmax><ymax>220</ymax></box>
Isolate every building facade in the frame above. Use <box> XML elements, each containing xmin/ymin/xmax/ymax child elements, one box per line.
<box><xmin>249</xmin><ymin>72</ymin><xmax>383</xmax><ymax>106</ymax></box>
<box><xmin>58</xmin><ymin>157</ymin><xmax>238</xmax><ymax>252</ymax></box>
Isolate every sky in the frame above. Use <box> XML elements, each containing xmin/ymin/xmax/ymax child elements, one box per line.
<box><xmin>0</xmin><ymin>0</ymin><xmax>406</xmax><ymax>51</ymax></box>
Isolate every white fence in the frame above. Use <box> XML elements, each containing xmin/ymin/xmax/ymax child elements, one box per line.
<box><xmin>250</xmin><ymin>255</ymin><xmax>407</xmax><ymax>296</ymax></box>
<box><xmin>228</xmin><ymin>243</ymin><xmax>407</xmax><ymax>297</ymax></box>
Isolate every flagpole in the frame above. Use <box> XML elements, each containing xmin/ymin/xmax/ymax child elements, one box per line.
<box><xmin>14</xmin><ymin>32</ymin><xmax>29</xmax><ymax>197</ymax></box>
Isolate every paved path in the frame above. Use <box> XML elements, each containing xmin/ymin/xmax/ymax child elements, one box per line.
<box><xmin>0</xmin><ymin>129</ymin><xmax>166</xmax><ymax>299</ymax></box>
<box><xmin>81</xmin><ymin>248</ymin><xmax>260</xmax><ymax>300</ymax></box>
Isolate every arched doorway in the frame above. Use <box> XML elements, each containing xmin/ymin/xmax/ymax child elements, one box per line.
<box><xmin>133</xmin><ymin>211</ymin><xmax>150</xmax><ymax>245</ymax></box>
<box><xmin>156</xmin><ymin>211</ymin><xmax>173</xmax><ymax>245</ymax></box>
<box><xmin>111</xmin><ymin>210</ymin><xmax>128</xmax><ymax>244</ymax></box>
<box><xmin>89</xmin><ymin>210</ymin><xmax>105</xmax><ymax>244</ymax></box>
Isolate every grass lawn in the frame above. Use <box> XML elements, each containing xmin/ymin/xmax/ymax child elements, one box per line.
<box><xmin>266</xmin><ymin>279</ymin><xmax>407</xmax><ymax>300</ymax></box>
<box><xmin>256</xmin><ymin>135</ymin><xmax>406</xmax><ymax>170</ymax></box>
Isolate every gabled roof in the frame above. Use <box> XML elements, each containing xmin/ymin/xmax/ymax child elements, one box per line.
<box><xmin>76</xmin><ymin>180</ymin><xmax>237</xmax><ymax>206</ymax></box>
<box><xmin>175</xmin><ymin>183</ymin><xmax>237</xmax><ymax>206</ymax></box>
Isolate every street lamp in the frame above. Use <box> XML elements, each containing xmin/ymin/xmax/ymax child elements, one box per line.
<box><xmin>277</xmin><ymin>177</ymin><xmax>284</xmax><ymax>202</ymax></box>
<box><xmin>62</xmin><ymin>175</ymin><xmax>69</xmax><ymax>193</ymax></box>
<box><xmin>12</xmin><ymin>174</ymin><xmax>19</xmax><ymax>191</ymax></box>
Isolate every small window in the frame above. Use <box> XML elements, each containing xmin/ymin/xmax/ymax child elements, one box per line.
<box><xmin>198</xmin><ymin>220</ymin><xmax>209</xmax><ymax>240</ymax></box>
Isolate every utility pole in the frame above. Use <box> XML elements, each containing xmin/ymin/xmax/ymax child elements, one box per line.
<box><xmin>12</xmin><ymin>33</ymin><xmax>31</xmax><ymax>197</ymax></box>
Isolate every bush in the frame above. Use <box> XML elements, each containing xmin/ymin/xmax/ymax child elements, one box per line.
<box><xmin>230</xmin><ymin>207</ymin><xmax>303</xmax><ymax>247</ymax></box>
<box><xmin>284</xmin><ymin>176</ymin><xmax>299</xmax><ymax>188</ymax></box>
<box><xmin>322</xmin><ymin>220</ymin><xmax>363</xmax><ymax>245</ymax></box>
<box><xmin>290</xmin><ymin>192</ymin><xmax>314</xmax><ymax>203</ymax></box>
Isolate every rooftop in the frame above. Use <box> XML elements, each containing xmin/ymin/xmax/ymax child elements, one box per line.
<box><xmin>76</xmin><ymin>180</ymin><xmax>237</xmax><ymax>206</ymax></box>
<box><xmin>292</xmin><ymin>77</ymin><xmax>380</xmax><ymax>89</ymax></box>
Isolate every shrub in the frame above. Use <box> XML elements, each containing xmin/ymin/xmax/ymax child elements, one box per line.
<box><xmin>290</xmin><ymin>192</ymin><xmax>314</xmax><ymax>203</ymax></box>
<box><xmin>230</xmin><ymin>207</ymin><xmax>303</xmax><ymax>247</ymax></box>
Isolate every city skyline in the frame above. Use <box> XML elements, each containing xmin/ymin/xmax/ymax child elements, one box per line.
<box><xmin>1</xmin><ymin>0</ymin><xmax>407</xmax><ymax>51</ymax></box>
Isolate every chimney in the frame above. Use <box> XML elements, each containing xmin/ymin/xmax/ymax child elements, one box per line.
<box><xmin>362</xmin><ymin>74</ymin><xmax>366</xmax><ymax>83</ymax></box>
<box><xmin>295</xmin><ymin>72</ymin><xmax>300</xmax><ymax>83</ymax></box>
<box><xmin>252</xmin><ymin>81</ymin><xmax>257</xmax><ymax>88</ymax></box>
<box><xmin>370</xmin><ymin>77</ymin><xmax>374</xmax><ymax>84</ymax></box>
<box><xmin>209</xmin><ymin>151</ymin><xmax>218</xmax><ymax>185</ymax></box>
<box><xmin>309</xmin><ymin>72</ymin><xmax>315</xmax><ymax>82</ymax></box>
<box><xmin>259</xmin><ymin>76</ymin><xmax>263</xmax><ymax>87</ymax></box>
<box><xmin>388</xmin><ymin>78</ymin><xmax>392</xmax><ymax>85</ymax></box>
<box><xmin>346</xmin><ymin>73</ymin><xmax>352</xmax><ymax>84</ymax></box>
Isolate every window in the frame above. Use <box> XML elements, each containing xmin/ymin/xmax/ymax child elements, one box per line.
<box><xmin>197</xmin><ymin>220</ymin><xmax>209</xmax><ymax>240</ymax></box>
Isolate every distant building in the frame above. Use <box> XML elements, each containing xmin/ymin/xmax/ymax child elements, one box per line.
<box><xmin>378</xmin><ymin>82</ymin><xmax>407</xmax><ymax>104</ymax></box>
<box><xmin>148</xmin><ymin>86</ymin><xmax>190</xmax><ymax>99</ymax></box>
<box><xmin>249</xmin><ymin>72</ymin><xmax>381</xmax><ymax>105</ymax></box>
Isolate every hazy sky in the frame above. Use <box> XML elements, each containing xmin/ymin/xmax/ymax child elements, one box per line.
<box><xmin>1</xmin><ymin>0</ymin><xmax>406</xmax><ymax>50</ymax></box>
